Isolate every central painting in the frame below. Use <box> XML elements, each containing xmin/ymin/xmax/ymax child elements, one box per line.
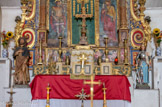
<box><xmin>47</xmin><ymin>0</ymin><xmax>118</xmax><ymax>47</ymax></box>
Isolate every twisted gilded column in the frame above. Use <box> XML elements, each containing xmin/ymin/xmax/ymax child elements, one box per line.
<box><xmin>39</xmin><ymin>0</ymin><xmax>46</xmax><ymax>29</ymax></box>
<box><xmin>120</xmin><ymin>0</ymin><xmax>127</xmax><ymax>29</ymax></box>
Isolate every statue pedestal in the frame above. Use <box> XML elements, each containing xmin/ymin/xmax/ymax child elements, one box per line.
<box><xmin>136</xmin><ymin>83</ymin><xmax>150</xmax><ymax>89</ymax></box>
<box><xmin>153</xmin><ymin>56</ymin><xmax>162</xmax><ymax>89</ymax></box>
<box><xmin>132</xmin><ymin>89</ymin><xmax>159</xmax><ymax>107</ymax></box>
<box><xmin>0</xmin><ymin>58</ymin><xmax>11</xmax><ymax>88</ymax></box>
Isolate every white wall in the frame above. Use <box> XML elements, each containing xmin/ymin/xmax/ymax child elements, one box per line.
<box><xmin>145</xmin><ymin>7</ymin><xmax>162</xmax><ymax>30</ymax></box>
<box><xmin>0</xmin><ymin>7</ymin><xmax>21</xmax><ymax>60</ymax></box>
<box><xmin>0</xmin><ymin>7</ymin><xmax>2</xmax><ymax>57</ymax></box>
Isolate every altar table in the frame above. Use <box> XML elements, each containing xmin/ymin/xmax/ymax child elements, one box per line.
<box><xmin>30</xmin><ymin>75</ymin><xmax>131</xmax><ymax>107</ymax></box>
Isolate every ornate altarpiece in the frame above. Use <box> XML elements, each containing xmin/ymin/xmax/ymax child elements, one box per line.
<box><xmin>14</xmin><ymin>0</ymin><xmax>151</xmax><ymax>77</ymax></box>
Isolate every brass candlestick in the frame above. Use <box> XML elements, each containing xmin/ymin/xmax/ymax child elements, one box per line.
<box><xmin>46</xmin><ymin>83</ymin><xmax>51</xmax><ymax>107</ymax></box>
<box><xmin>102</xmin><ymin>83</ymin><xmax>107</xmax><ymax>107</ymax></box>
<box><xmin>124</xmin><ymin>39</ymin><xmax>129</xmax><ymax>65</ymax></box>
<box><xmin>38</xmin><ymin>39</ymin><xmax>43</xmax><ymax>65</ymax></box>
<box><xmin>58</xmin><ymin>36</ymin><xmax>63</xmax><ymax>62</ymax></box>
<box><xmin>6</xmin><ymin>86</ymin><xmax>16</xmax><ymax>107</ymax></box>
<box><xmin>104</xmin><ymin>37</ymin><xmax>109</xmax><ymax>62</ymax></box>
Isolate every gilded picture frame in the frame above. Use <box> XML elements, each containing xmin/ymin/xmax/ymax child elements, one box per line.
<box><xmin>101</xmin><ymin>62</ymin><xmax>112</xmax><ymax>75</ymax></box>
<box><xmin>72</xmin><ymin>62</ymin><xmax>93</xmax><ymax>75</ymax></box>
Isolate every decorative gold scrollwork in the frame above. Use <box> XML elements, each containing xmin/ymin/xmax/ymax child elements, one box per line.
<box><xmin>15</xmin><ymin>0</ymin><xmax>36</xmax><ymax>47</ymax></box>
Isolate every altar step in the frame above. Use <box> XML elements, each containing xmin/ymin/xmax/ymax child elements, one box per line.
<box><xmin>3</xmin><ymin>88</ymin><xmax>31</xmax><ymax>107</ymax></box>
<box><xmin>2</xmin><ymin>89</ymin><xmax>161</xmax><ymax>107</ymax></box>
<box><xmin>131</xmin><ymin>89</ymin><xmax>160</xmax><ymax>107</ymax></box>
<box><xmin>0</xmin><ymin>77</ymin><xmax>160</xmax><ymax>107</ymax></box>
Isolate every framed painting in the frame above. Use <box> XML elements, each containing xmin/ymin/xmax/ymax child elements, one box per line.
<box><xmin>99</xmin><ymin>0</ymin><xmax>119</xmax><ymax>47</ymax></box>
<box><xmin>107</xmin><ymin>49</ymin><xmax>118</xmax><ymax>62</ymax></box>
<box><xmin>72</xmin><ymin>62</ymin><xmax>93</xmax><ymax>75</ymax></box>
<box><xmin>46</xmin><ymin>49</ymin><xmax>59</xmax><ymax>63</ymax></box>
<box><xmin>47</xmin><ymin>0</ymin><xmax>68</xmax><ymax>47</ymax></box>
<box><xmin>101</xmin><ymin>62</ymin><xmax>112</xmax><ymax>75</ymax></box>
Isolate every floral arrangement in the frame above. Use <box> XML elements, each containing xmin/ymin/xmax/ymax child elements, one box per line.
<box><xmin>153</xmin><ymin>28</ymin><xmax>162</xmax><ymax>45</ymax></box>
<box><xmin>1</xmin><ymin>31</ymin><xmax>14</xmax><ymax>48</ymax></box>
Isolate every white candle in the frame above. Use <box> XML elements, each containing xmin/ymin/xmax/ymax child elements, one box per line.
<box><xmin>10</xmin><ymin>85</ymin><xmax>13</xmax><ymax>92</ymax></box>
<box><xmin>103</xmin><ymin>83</ymin><xmax>105</xmax><ymax>88</ymax></box>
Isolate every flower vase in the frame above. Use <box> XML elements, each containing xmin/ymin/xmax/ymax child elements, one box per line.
<box><xmin>157</xmin><ymin>46</ymin><xmax>161</xmax><ymax>56</ymax></box>
<box><xmin>2</xmin><ymin>48</ymin><xmax>8</xmax><ymax>58</ymax></box>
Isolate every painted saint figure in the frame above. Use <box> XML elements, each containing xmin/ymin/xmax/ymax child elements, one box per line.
<box><xmin>101</xmin><ymin>0</ymin><xmax>117</xmax><ymax>45</ymax></box>
<box><xmin>136</xmin><ymin>43</ymin><xmax>149</xmax><ymax>85</ymax></box>
<box><xmin>13</xmin><ymin>37</ymin><xmax>30</xmax><ymax>85</ymax></box>
<box><xmin>50</xmin><ymin>0</ymin><xmax>66</xmax><ymax>37</ymax></box>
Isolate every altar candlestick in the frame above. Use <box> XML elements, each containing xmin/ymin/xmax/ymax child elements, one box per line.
<box><xmin>104</xmin><ymin>37</ymin><xmax>109</xmax><ymax>62</ymax></box>
<box><xmin>7</xmin><ymin>85</ymin><xmax>16</xmax><ymax>107</ymax></box>
<box><xmin>124</xmin><ymin>39</ymin><xmax>129</xmax><ymax>65</ymax></box>
<box><xmin>10</xmin><ymin>85</ymin><xmax>13</xmax><ymax>93</ymax></box>
<box><xmin>102</xmin><ymin>83</ymin><xmax>107</xmax><ymax>107</ymax></box>
<box><xmin>58</xmin><ymin>36</ymin><xmax>63</xmax><ymax>62</ymax></box>
<box><xmin>38</xmin><ymin>38</ymin><xmax>43</xmax><ymax>65</ymax></box>
<box><xmin>46</xmin><ymin>83</ymin><xmax>51</xmax><ymax>107</ymax></box>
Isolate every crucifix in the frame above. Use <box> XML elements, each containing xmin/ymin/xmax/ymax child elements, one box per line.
<box><xmin>74</xmin><ymin>0</ymin><xmax>93</xmax><ymax>45</ymax></box>
<box><xmin>79</xmin><ymin>53</ymin><xmax>87</xmax><ymax>74</ymax></box>
<box><xmin>84</xmin><ymin>74</ymin><xmax>101</xmax><ymax>107</ymax></box>
<box><xmin>75</xmin><ymin>88</ymin><xmax>90</xmax><ymax>107</ymax></box>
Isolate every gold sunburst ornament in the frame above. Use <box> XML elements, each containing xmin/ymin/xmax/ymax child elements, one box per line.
<box><xmin>6</xmin><ymin>31</ymin><xmax>14</xmax><ymax>38</ymax></box>
<box><xmin>153</xmin><ymin>28</ymin><xmax>160</xmax><ymax>36</ymax></box>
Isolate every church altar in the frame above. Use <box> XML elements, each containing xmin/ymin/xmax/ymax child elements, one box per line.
<box><xmin>30</xmin><ymin>75</ymin><xmax>131</xmax><ymax>107</ymax></box>
<box><xmin>1</xmin><ymin>0</ymin><xmax>161</xmax><ymax>106</ymax></box>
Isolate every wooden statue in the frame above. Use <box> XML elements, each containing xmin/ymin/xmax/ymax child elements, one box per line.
<box><xmin>13</xmin><ymin>37</ymin><xmax>30</xmax><ymax>85</ymax></box>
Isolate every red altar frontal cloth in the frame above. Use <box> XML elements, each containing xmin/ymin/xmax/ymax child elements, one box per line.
<box><xmin>30</xmin><ymin>75</ymin><xmax>131</xmax><ymax>102</ymax></box>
